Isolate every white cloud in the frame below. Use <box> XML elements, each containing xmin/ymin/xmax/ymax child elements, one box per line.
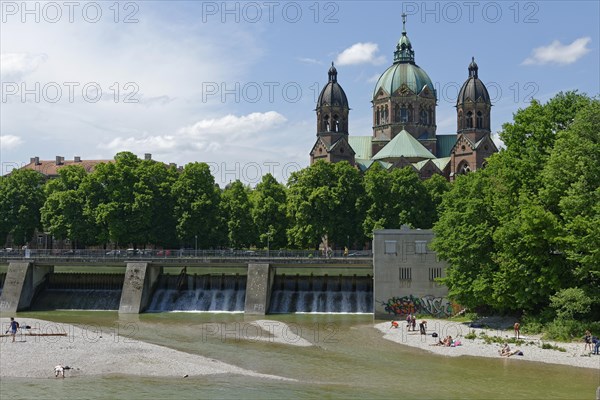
<box><xmin>101</xmin><ymin>111</ymin><xmax>287</xmax><ymax>154</ymax></box>
<box><xmin>367</xmin><ymin>73</ymin><xmax>381</xmax><ymax>83</ymax></box>
<box><xmin>297</xmin><ymin>57</ymin><xmax>322</xmax><ymax>65</ymax></box>
<box><xmin>335</xmin><ymin>43</ymin><xmax>385</xmax><ymax>66</ymax></box>
<box><xmin>0</xmin><ymin>53</ymin><xmax>47</xmax><ymax>80</ymax></box>
<box><xmin>522</xmin><ymin>37</ymin><xmax>591</xmax><ymax>66</ymax></box>
<box><xmin>0</xmin><ymin>135</ymin><xmax>24</xmax><ymax>150</ymax></box>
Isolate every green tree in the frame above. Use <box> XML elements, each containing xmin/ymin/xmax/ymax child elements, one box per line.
<box><xmin>0</xmin><ymin>169</ymin><xmax>46</xmax><ymax>246</ymax></box>
<box><xmin>362</xmin><ymin>163</ymin><xmax>395</xmax><ymax>238</ymax></box>
<box><xmin>389</xmin><ymin>167</ymin><xmax>431</xmax><ymax>228</ymax></box>
<box><xmin>423</xmin><ymin>173</ymin><xmax>451</xmax><ymax>226</ymax></box>
<box><xmin>251</xmin><ymin>174</ymin><xmax>288</xmax><ymax>249</ymax></box>
<box><xmin>221</xmin><ymin>180</ymin><xmax>257</xmax><ymax>248</ymax></box>
<box><xmin>172</xmin><ymin>162</ymin><xmax>221</xmax><ymax>248</ymax></box>
<box><xmin>40</xmin><ymin>165</ymin><xmax>97</xmax><ymax>247</ymax></box>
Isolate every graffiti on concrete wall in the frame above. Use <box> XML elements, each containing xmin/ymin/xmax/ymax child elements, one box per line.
<box><xmin>379</xmin><ymin>295</ymin><xmax>456</xmax><ymax>317</ymax></box>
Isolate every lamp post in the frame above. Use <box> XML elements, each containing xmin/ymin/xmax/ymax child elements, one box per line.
<box><xmin>195</xmin><ymin>235</ymin><xmax>198</xmax><ymax>257</ymax></box>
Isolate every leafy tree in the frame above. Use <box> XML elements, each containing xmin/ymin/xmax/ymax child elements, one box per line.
<box><xmin>41</xmin><ymin>165</ymin><xmax>97</xmax><ymax>247</ymax></box>
<box><xmin>221</xmin><ymin>180</ymin><xmax>257</xmax><ymax>248</ymax></box>
<box><xmin>0</xmin><ymin>169</ymin><xmax>46</xmax><ymax>246</ymax></box>
<box><xmin>251</xmin><ymin>174</ymin><xmax>288</xmax><ymax>249</ymax></box>
<box><xmin>172</xmin><ymin>162</ymin><xmax>221</xmax><ymax>248</ymax></box>
<box><xmin>423</xmin><ymin>173</ymin><xmax>451</xmax><ymax>226</ymax></box>
<box><xmin>550</xmin><ymin>287</ymin><xmax>593</xmax><ymax>320</ymax></box>
<box><xmin>362</xmin><ymin>163</ymin><xmax>395</xmax><ymax>238</ymax></box>
<box><xmin>432</xmin><ymin>171</ymin><xmax>498</xmax><ymax>309</ymax></box>
<box><xmin>389</xmin><ymin>167</ymin><xmax>431</xmax><ymax>229</ymax></box>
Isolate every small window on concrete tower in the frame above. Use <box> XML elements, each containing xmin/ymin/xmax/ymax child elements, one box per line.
<box><xmin>384</xmin><ymin>240</ymin><xmax>397</xmax><ymax>254</ymax></box>
<box><xmin>415</xmin><ymin>240</ymin><xmax>427</xmax><ymax>254</ymax></box>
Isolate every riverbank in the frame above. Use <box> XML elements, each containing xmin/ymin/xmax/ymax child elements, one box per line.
<box><xmin>0</xmin><ymin>317</ymin><xmax>298</xmax><ymax>380</ymax></box>
<box><xmin>374</xmin><ymin>319</ymin><xmax>600</xmax><ymax>370</ymax></box>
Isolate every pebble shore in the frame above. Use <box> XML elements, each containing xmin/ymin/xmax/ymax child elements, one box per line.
<box><xmin>374</xmin><ymin>319</ymin><xmax>600</xmax><ymax>370</ymax></box>
<box><xmin>0</xmin><ymin>317</ymin><xmax>297</xmax><ymax>380</ymax></box>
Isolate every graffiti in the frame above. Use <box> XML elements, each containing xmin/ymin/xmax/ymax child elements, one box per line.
<box><xmin>379</xmin><ymin>295</ymin><xmax>455</xmax><ymax>317</ymax></box>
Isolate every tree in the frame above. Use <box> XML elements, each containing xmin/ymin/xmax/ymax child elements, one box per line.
<box><xmin>40</xmin><ymin>165</ymin><xmax>97</xmax><ymax>247</ymax></box>
<box><xmin>251</xmin><ymin>174</ymin><xmax>288</xmax><ymax>249</ymax></box>
<box><xmin>172</xmin><ymin>162</ymin><xmax>222</xmax><ymax>248</ymax></box>
<box><xmin>221</xmin><ymin>180</ymin><xmax>257</xmax><ymax>248</ymax></box>
<box><xmin>362</xmin><ymin>163</ymin><xmax>395</xmax><ymax>238</ymax></box>
<box><xmin>389</xmin><ymin>167</ymin><xmax>431</xmax><ymax>229</ymax></box>
<box><xmin>423</xmin><ymin>173</ymin><xmax>451</xmax><ymax>227</ymax></box>
<box><xmin>432</xmin><ymin>171</ymin><xmax>498</xmax><ymax>309</ymax></box>
<box><xmin>0</xmin><ymin>169</ymin><xmax>46</xmax><ymax>246</ymax></box>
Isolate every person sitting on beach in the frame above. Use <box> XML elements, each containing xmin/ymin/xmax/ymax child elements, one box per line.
<box><xmin>391</xmin><ymin>321</ymin><xmax>399</xmax><ymax>329</ymax></box>
<box><xmin>54</xmin><ymin>365</ymin><xmax>71</xmax><ymax>378</ymax></box>
<box><xmin>499</xmin><ymin>343</ymin><xmax>511</xmax><ymax>356</ymax></box>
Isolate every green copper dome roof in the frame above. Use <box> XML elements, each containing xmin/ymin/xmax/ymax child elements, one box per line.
<box><xmin>373</xmin><ymin>14</ymin><xmax>436</xmax><ymax>100</ymax></box>
<box><xmin>373</xmin><ymin>63</ymin><xmax>436</xmax><ymax>99</ymax></box>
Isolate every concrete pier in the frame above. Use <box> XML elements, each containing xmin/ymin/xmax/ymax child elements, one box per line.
<box><xmin>0</xmin><ymin>261</ymin><xmax>53</xmax><ymax>313</ymax></box>
<box><xmin>244</xmin><ymin>263</ymin><xmax>273</xmax><ymax>315</ymax></box>
<box><xmin>118</xmin><ymin>262</ymin><xmax>162</xmax><ymax>314</ymax></box>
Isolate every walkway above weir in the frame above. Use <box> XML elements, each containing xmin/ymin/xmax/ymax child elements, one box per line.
<box><xmin>0</xmin><ymin>249</ymin><xmax>373</xmax><ymax>267</ymax></box>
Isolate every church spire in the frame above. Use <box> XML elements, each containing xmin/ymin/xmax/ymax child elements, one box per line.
<box><xmin>394</xmin><ymin>13</ymin><xmax>415</xmax><ymax>63</ymax></box>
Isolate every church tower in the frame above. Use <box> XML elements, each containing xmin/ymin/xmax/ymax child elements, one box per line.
<box><xmin>451</xmin><ymin>58</ymin><xmax>497</xmax><ymax>179</ymax></box>
<box><xmin>310</xmin><ymin>63</ymin><xmax>355</xmax><ymax>165</ymax></box>
<box><xmin>371</xmin><ymin>14</ymin><xmax>438</xmax><ymax>157</ymax></box>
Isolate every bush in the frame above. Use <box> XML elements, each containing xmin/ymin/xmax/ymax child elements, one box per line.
<box><xmin>550</xmin><ymin>288</ymin><xmax>593</xmax><ymax>320</ymax></box>
<box><xmin>465</xmin><ymin>330</ymin><xmax>477</xmax><ymax>340</ymax></box>
<box><xmin>541</xmin><ymin>342</ymin><xmax>567</xmax><ymax>352</ymax></box>
<box><xmin>520</xmin><ymin>315</ymin><xmax>544</xmax><ymax>335</ymax></box>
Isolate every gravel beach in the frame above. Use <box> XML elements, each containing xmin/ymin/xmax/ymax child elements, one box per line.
<box><xmin>375</xmin><ymin>319</ymin><xmax>600</xmax><ymax>370</ymax></box>
<box><xmin>0</xmin><ymin>318</ymin><xmax>297</xmax><ymax>380</ymax></box>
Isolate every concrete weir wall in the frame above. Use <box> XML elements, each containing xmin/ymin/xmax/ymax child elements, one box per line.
<box><xmin>119</xmin><ymin>262</ymin><xmax>162</xmax><ymax>314</ymax></box>
<box><xmin>0</xmin><ymin>261</ymin><xmax>54</xmax><ymax>313</ymax></box>
<box><xmin>244</xmin><ymin>263</ymin><xmax>273</xmax><ymax>315</ymax></box>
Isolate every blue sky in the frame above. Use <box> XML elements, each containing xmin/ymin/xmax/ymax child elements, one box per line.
<box><xmin>1</xmin><ymin>0</ymin><xmax>598</xmax><ymax>185</ymax></box>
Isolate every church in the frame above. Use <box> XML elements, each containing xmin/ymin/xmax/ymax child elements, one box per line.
<box><xmin>310</xmin><ymin>15</ymin><xmax>498</xmax><ymax>180</ymax></box>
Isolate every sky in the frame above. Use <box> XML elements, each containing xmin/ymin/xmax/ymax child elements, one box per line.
<box><xmin>1</xmin><ymin>0</ymin><xmax>598</xmax><ymax>186</ymax></box>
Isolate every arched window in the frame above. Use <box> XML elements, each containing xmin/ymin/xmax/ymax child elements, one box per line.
<box><xmin>458</xmin><ymin>161</ymin><xmax>471</xmax><ymax>175</ymax></box>
<box><xmin>458</xmin><ymin>111</ymin><xmax>463</xmax><ymax>129</ymax></box>
<box><xmin>333</xmin><ymin>114</ymin><xmax>339</xmax><ymax>132</ymax></box>
<box><xmin>324</xmin><ymin>114</ymin><xmax>330</xmax><ymax>131</ymax></box>
<box><xmin>395</xmin><ymin>104</ymin><xmax>400</xmax><ymax>122</ymax></box>
<box><xmin>384</xmin><ymin>105</ymin><xmax>389</xmax><ymax>123</ymax></box>
<box><xmin>466</xmin><ymin>111</ymin><xmax>473</xmax><ymax>128</ymax></box>
<box><xmin>400</xmin><ymin>107</ymin><xmax>409</xmax><ymax>123</ymax></box>
<box><xmin>420</xmin><ymin>109</ymin><xmax>428</xmax><ymax>125</ymax></box>
<box><xmin>476</xmin><ymin>111</ymin><xmax>483</xmax><ymax>129</ymax></box>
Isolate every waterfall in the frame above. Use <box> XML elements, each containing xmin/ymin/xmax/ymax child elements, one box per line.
<box><xmin>146</xmin><ymin>274</ymin><xmax>246</xmax><ymax>312</ymax></box>
<box><xmin>269</xmin><ymin>274</ymin><xmax>373</xmax><ymax>314</ymax></box>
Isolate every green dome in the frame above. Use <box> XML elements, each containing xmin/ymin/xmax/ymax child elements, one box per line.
<box><xmin>373</xmin><ymin>62</ymin><xmax>436</xmax><ymax>100</ymax></box>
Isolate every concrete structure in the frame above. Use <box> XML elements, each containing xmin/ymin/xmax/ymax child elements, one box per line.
<box><xmin>244</xmin><ymin>263</ymin><xmax>274</xmax><ymax>315</ymax></box>
<box><xmin>373</xmin><ymin>227</ymin><xmax>451</xmax><ymax>319</ymax></box>
<box><xmin>118</xmin><ymin>262</ymin><xmax>162</xmax><ymax>314</ymax></box>
<box><xmin>0</xmin><ymin>261</ymin><xmax>53</xmax><ymax>313</ymax></box>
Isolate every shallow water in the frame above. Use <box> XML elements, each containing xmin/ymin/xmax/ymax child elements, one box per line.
<box><xmin>1</xmin><ymin>312</ymin><xmax>598</xmax><ymax>399</ymax></box>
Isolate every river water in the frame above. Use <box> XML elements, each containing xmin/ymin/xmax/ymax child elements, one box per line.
<box><xmin>1</xmin><ymin>311</ymin><xmax>598</xmax><ymax>399</ymax></box>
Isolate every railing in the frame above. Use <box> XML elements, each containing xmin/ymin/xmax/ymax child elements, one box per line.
<box><xmin>0</xmin><ymin>248</ymin><xmax>373</xmax><ymax>263</ymax></box>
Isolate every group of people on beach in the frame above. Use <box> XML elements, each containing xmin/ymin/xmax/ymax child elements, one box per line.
<box><xmin>390</xmin><ymin>314</ymin><xmax>428</xmax><ymax>336</ymax></box>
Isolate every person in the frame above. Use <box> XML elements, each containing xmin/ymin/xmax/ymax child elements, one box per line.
<box><xmin>592</xmin><ymin>336</ymin><xmax>599</xmax><ymax>355</ymax></box>
<box><xmin>344</xmin><ymin>246</ymin><xmax>348</xmax><ymax>257</ymax></box>
<box><xmin>54</xmin><ymin>365</ymin><xmax>71</xmax><ymax>378</ymax></box>
<box><xmin>391</xmin><ymin>321</ymin><xmax>399</xmax><ymax>329</ymax></box>
<box><xmin>419</xmin><ymin>320</ymin><xmax>427</xmax><ymax>335</ymax></box>
<box><xmin>411</xmin><ymin>315</ymin><xmax>416</xmax><ymax>332</ymax></box>
<box><xmin>584</xmin><ymin>330</ymin><xmax>592</xmax><ymax>352</ymax></box>
<box><xmin>514</xmin><ymin>322</ymin><xmax>520</xmax><ymax>339</ymax></box>
<box><xmin>8</xmin><ymin>317</ymin><xmax>19</xmax><ymax>342</ymax></box>
<box><xmin>499</xmin><ymin>343</ymin><xmax>511</xmax><ymax>356</ymax></box>
<box><xmin>406</xmin><ymin>314</ymin><xmax>412</xmax><ymax>330</ymax></box>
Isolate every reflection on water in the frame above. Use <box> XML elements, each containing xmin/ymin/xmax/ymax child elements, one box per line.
<box><xmin>1</xmin><ymin>311</ymin><xmax>598</xmax><ymax>399</ymax></box>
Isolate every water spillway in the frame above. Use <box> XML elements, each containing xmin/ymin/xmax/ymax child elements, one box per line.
<box><xmin>146</xmin><ymin>274</ymin><xmax>247</xmax><ymax>312</ymax></box>
<box><xmin>30</xmin><ymin>272</ymin><xmax>124</xmax><ymax>310</ymax></box>
<box><xmin>269</xmin><ymin>274</ymin><xmax>373</xmax><ymax>314</ymax></box>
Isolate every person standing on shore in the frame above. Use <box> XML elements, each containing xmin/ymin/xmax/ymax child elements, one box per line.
<box><xmin>583</xmin><ymin>330</ymin><xmax>592</xmax><ymax>352</ymax></box>
<box><xmin>514</xmin><ymin>322</ymin><xmax>520</xmax><ymax>339</ymax></box>
<box><xmin>8</xmin><ymin>317</ymin><xmax>19</xmax><ymax>342</ymax></box>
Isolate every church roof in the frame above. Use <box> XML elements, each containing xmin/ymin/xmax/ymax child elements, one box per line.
<box><xmin>348</xmin><ymin>136</ymin><xmax>373</xmax><ymax>159</ymax></box>
<box><xmin>436</xmin><ymin>135</ymin><xmax>457</xmax><ymax>157</ymax></box>
<box><xmin>456</xmin><ymin>57</ymin><xmax>491</xmax><ymax>106</ymax></box>
<box><xmin>372</xmin><ymin>130</ymin><xmax>435</xmax><ymax>161</ymax></box>
<box><xmin>432</xmin><ymin>157</ymin><xmax>451</xmax><ymax>170</ymax></box>
<box><xmin>355</xmin><ymin>159</ymin><xmax>392</xmax><ymax>172</ymax></box>
<box><xmin>317</xmin><ymin>62</ymin><xmax>349</xmax><ymax>109</ymax></box>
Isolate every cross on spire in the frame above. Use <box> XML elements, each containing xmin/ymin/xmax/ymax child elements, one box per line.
<box><xmin>402</xmin><ymin>13</ymin><xmax>407</xmax><ymax>33</ymax></box>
